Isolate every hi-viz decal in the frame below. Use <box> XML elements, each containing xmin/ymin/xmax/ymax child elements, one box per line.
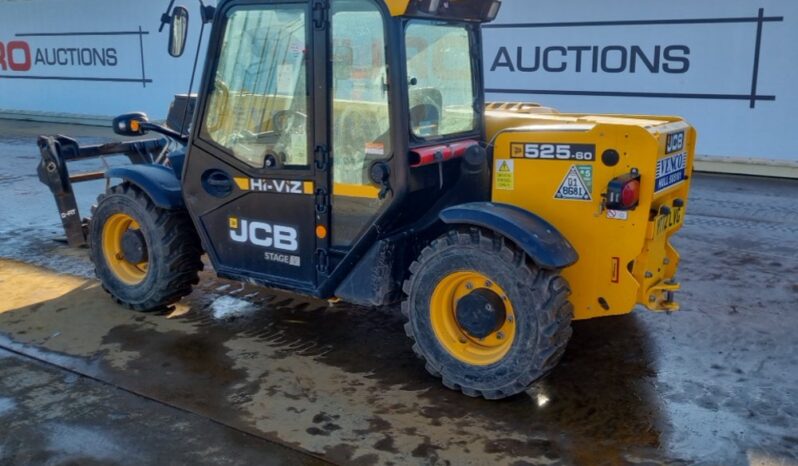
<box><xmin>554</xmin><ymin>165</ymin><xmax>593</xmax><ymax>201</ymax></box>
<box><xmin>234</xmin><ymin>177</ymin><xmax>314</xmax><ymax>194</ymax></box>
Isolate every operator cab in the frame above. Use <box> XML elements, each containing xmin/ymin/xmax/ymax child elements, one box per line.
<box><xmin>180</xmin><ymin>0</ymin><xmax>499</xmax><ymax>296</ymax></box>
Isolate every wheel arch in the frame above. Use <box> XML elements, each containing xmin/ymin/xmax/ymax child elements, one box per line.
<box><xmin>439</xmin><ymin>202</ymin><xmax>578</xmax><ymax>270</ymax></box>
<box><xmin>105</xmin><ymin>165</ymin><xmax>184</xmax><ymax>210</ymax></box>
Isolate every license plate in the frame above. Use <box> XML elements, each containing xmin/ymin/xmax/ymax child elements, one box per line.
<box><xmin>654</xmin><ymin>206</ymin><xmax>684</xmax><ymax>237</ymax></box>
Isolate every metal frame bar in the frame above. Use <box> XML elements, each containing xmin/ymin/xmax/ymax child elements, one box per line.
<box><xmin>36</xmin><ymin>135</ymin><xmax>167</xmax><ymax>247</ymax></box>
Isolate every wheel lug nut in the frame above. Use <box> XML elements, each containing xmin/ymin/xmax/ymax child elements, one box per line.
<box><xmin>465</xmin><ymin>282</ymin><xmax>473</xmax><ymax>290</ymax></box>
<box><xmin>507</xmin><ymin>315</ymin><xmax>514</xmax><ymax>323</ymax></box>
<box><xmin>485</xmin><ymin>280</ymin><xmax>493</xmax><ymax>287</ymax></box>
<box><xmin>459</xmin><ymin>337</ymin><xmax>467</xmax><ymax>344</ymax></box>
<box><xmin>497</xmin><ymin>331</ymin><xmax>505</xmax><ymax>340</ymax></box>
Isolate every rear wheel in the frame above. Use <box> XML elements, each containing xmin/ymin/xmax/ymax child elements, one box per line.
<box><xmin>402</xmin><ymin>228</ymin><xmax>573</xmax><ymax>399</ymax></box>
<box><xmin>89</xmin><ymin>183</ymin><xmax>204</xmax><ymax>311</ymax></box>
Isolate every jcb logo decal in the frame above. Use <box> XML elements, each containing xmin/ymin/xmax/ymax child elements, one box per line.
<box><xmin>229</xmin><ymin>217</ymin><xmax>298</xmax><ymax>252</ymax></box>
<box><xmin>234</xmin><ymin>177</ymin><xmax>313</xmax><ymax>195</ymax></box>
<box><xmin>666</xmin><ymin>131</ymin><xmax>685</xmax><ymax>154</ymax></box>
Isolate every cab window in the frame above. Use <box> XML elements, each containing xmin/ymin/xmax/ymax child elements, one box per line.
<box><xmin>405</xmin><ymin>22</ymin><xmax>477</xmax><ymax>139</ymax></box>
<box><xmin>330</xmin><ymin>0</ymin><xmax>391</xmax><ymax>247</ymax></box>
<box><xmin>204</xmin><ymin>6</ymin><xmax>309</xmax><ymax>169</ymax></box>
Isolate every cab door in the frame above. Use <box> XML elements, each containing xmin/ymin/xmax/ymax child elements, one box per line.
<box><xmin>183</xmin><ymin>0</ymin><xmax>330</xmax><ymax>292</ymax></box>
<box><xmin>327</xmin><ymin>0</ymin><xmax>393</xmax><ymax>256</ymax></box>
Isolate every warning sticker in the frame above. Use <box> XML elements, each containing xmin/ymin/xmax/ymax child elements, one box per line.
<box><xmin>495</xmin><ymin>159</ymin><xmax>514</xmax><ymax>190</ymax></box>
<box><xmin>365</xmin><ymin>143</ymin><xmax>385</xmax><ymax>156</ymax></box>
<box><xmin>606</xmin><ymin>209</ymin><xmax>629</xmax><ymax>221</ymax></box>
<box><xmin>554</xmin><ymin>165</ymin><xmax>593</xmax><ymax>201</ymax></box>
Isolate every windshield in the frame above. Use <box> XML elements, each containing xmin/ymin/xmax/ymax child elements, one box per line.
<box><xmin>405</xmin><ymin>22</ymin><xmax>477</xmax><ymax>139</ymax></box>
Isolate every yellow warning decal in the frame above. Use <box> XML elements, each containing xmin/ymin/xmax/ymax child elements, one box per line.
<box><xmin>495</xmin><ymin>160</ymin><xmax>514</xmax><ymax>190</ymax></box>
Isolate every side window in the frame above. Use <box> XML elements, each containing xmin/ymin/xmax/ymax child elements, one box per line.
<box><xmin>330</xmin><ymin>0</ymin><xmax>391</xmax><ymax>247</ymax></box>
<box><xmin>405</xmin><ymin>22</ymin><xmax>476</xmax><ymax>138</ymax></box>
<box><xmin>204</xmin><ymin>6</ymin><xmax>309</xmax><ymax>169</ymax></box>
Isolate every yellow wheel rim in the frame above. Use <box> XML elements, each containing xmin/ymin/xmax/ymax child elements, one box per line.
<box><xmin>102</xmin><ymin>213</ymin><xmax>149</xmax><ymax>285</ymax></box>
<box><xmin>430</xmin><ymin>271</ymin><xmax>516</xmax><ymax>366</ymax></box>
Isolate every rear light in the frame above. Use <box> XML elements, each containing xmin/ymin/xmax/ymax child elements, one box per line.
<box><xmin>606</xmin><ymin>170</ymin><xmax>641</xmax><ymax>210</ymax></box>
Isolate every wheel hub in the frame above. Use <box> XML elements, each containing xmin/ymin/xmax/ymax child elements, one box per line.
<box><xmin>429</xmin><ymin>270</ymin><xmax>516</xmax><ymax>366</ymax></box>
<box><xmin>120</xmin><ymin>228</ymin><xmax>148</xmax><ymax>264</ymax></box>
<box><xmin>455</xmin><ymin>289</ymin><xmax>507</xmax><ymax>339</ymax></box>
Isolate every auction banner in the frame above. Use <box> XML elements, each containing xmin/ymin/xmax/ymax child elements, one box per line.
<box><xmin>0</xmin><ymin>0</ymin><xmax>205</xmax><ymax>121</ymax></box>
<box><xmin>0</xmin><ymin>0</ymin><xmax>795</xmax><ymax>164</ymax></box>
<box><xmin>484</xmin><ymin>0</ymin><xmax>797</xmax><ymax>162</ymax></box>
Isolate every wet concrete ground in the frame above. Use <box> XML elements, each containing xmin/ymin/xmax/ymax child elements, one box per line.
<box><xmin>0</xmin><ymin>346</ymin><xmax>326</xmax><ymax>466</ymax></box>
<box><xmin>0</xmin><ymin>119</ymin><xmax>797</xmax><ymax>465</ymax></box>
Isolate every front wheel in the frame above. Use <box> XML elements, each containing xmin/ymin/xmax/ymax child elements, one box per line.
<box><xmin>89</xmin><ymin>183</ymin><xmax>204</xmax><ymax>311</ymax></box>
<box><xmin>402</xmin><ymin>228</ymin><xmax>573</xmax><ymax>399</ymax></box>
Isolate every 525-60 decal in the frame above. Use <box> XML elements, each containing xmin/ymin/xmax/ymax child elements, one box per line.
<box><xmin>511</xmin><ymin>143</ymin><xmax>596</xmax><ymax>162</ymax></box>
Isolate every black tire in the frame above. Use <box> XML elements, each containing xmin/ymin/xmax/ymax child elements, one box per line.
<box><xmin>89</xmin><ymin>183</ymin><xmax>204</xmax><ymax>311</ymax></box>
<box><xmin>402</xmin><ymin>228</ymin><xmax>573</xmax><ymax>399</ymax></box>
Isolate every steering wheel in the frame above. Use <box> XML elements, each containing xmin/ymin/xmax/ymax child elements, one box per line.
<box><xmin>272</xmin><ymin>110</ymin><xmax>307</xmax><ymax>134</ymax></box>
<box><xmin>337</xmin><ymin>108</ymin><xmax>380</xmax><ymax>153</ymax></box>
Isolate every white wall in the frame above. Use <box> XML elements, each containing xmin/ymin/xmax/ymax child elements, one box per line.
<box><xmin>485</xmin><ymin>0</ymin><xmax>798</xmax><ymax>162</ymax></box>
<box><xmin>0</xmin><ymin>0</ymin><xmax>796</xmax><ymax>165</ymax></box>
<box><xmin>0</xmin><ymin>0</ymin><xmax>208</xmax><ymax>121</ymax></box>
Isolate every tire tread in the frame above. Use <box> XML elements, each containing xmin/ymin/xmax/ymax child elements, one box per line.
<box><xmin>402</xmin><ymin>227</ymin><xmax>573</xmax><ymax>400</ymax></box>
<box><xmin>89</xmin><ymin>183</ymin><xmax>203</xmax><ymax>312</ymax></box>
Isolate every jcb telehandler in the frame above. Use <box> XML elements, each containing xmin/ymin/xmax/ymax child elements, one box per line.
<box><xmin>37</xmin><ymin>0</ymin><xmax>695</xmax><ymax>399</ymax></box>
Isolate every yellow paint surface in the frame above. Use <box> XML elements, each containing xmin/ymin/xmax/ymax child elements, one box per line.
<box><xmin>383</xmin><ymin>0</ymin><xmax>410</xmax><ymax>16</ymax></box>
<box><xmin>488</xmin><ymin>106</ymin><xmax>696</xmax><ymax>320</ymax></box>
<box><xmin>333</xmin><ymin>183</ymin><xmax>380</xmax><ymax>199</ymax></box>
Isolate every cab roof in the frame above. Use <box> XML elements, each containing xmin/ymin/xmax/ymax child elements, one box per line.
<box><xmin>384</xmin><ymin>0</ymin><xmax>501</xmax><ymax>22</ymax></box>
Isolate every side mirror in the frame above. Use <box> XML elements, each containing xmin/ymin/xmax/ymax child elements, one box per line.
<box><xmin>168</xmin><ymin>6</ymin><xmax>189</xmax><ymax>58</ymax></box>
<box><xmin>113</xmin><ymin>112</ymin><xmax>150</xmax><ymax>136</ymax></box>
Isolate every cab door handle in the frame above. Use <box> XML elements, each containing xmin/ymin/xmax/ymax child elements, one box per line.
<box><xmin>202</xmin><ymin>170</ymin><xmax>234</xmax><ymax>198</ymax></box>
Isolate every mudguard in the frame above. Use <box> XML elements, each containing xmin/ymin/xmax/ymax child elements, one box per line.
<box><xmin>106</xmin><ymin>165</ymin><xmax>184</xmax><ymax>210</ymax></box>
<box><xmin>439</xmin><ymin>202</ymin><xmax>578</xmax><ymax>270</ymax></box>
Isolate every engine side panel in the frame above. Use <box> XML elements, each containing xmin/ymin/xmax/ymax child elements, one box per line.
<box><xmin>488</xmin><ymin>113</ymin><xmax>696</xmax><ymax>320</ymax></box>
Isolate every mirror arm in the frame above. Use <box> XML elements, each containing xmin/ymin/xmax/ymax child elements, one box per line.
<box><xmin>200</xmin><ymin>3</ymin><xmax>216</xmax><ymax>23</ymax></box>
<box><xmin>159</xmin><ymin>0</ymin><xmax>177</xmax><ymax>32</ymax></box>
<box><xmin>141</xmin><ymin>123</ymin><xmax>189</xmax><ymax>145</ymax></box>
